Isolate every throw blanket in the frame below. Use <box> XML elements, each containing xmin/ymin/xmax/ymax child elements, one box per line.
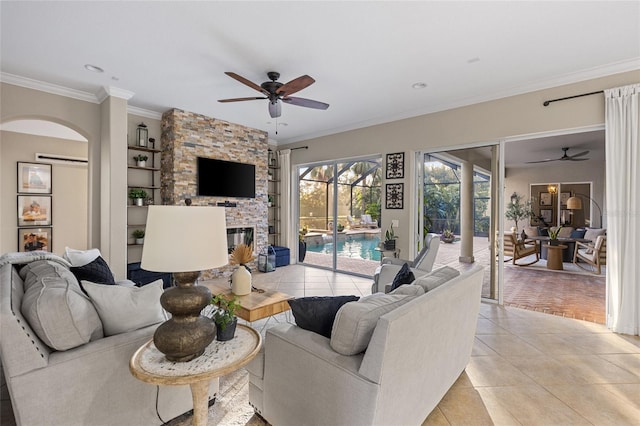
<box><xmin>0</xmin><ymin>251</ymin><xmax>71</xmax><ymax>269</ymax></box>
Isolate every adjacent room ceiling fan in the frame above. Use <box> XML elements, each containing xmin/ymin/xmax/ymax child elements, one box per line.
<box><xmin>218</xmin><ymin>71</ymin><xmax>329</xmax><ymax>118</ymax></box>
<box><xmin>526</xmin><ymin>147</ymin><xmax>590</xmax><ymax>163</ymax></box>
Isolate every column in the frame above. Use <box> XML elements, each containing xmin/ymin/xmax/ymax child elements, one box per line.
<box><xmin>459</xmin><ymin>160</ymin><xmax>475</xmax><ymax>263</ymax></box>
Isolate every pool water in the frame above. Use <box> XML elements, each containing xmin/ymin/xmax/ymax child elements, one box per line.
<box><xmin>307</xmin><ymin>235</ymin><xmax>381</xmax><ymax>261</ymax></box>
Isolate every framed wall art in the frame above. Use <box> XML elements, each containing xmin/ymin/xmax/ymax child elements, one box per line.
<box><xmin>18</xmin><ymin>227</ymin><xmax>52</xmax><ymax>252</ymax></box>
<box><xmin>17</xmin><ymin>195</ymin><xmax>52</xmax><ymax>227</ymax></box>
<box><xmin>539</xmin><ymin>192</ymin><xmax>552</xmax><ymax>206</ymax></box>
<box><xmin>17</xmin><ymin>162</ymin><xmax>52</xmax><ymax>194</ymax></box>
<box><xmin>386</xmin><ymin>152</ymin><xmax>404</xmax><ymax>179</ymax></box>
<box><xmin>540</xmin><ymin>208</ymin><xmax>553</xmax><ymax>224</ymax></box>
<box><xmin>385</xmin><ymin>183</ymin><xmax>404</xmax><ymax>209</ymax></box>
<box><xmin>560</xmin><ymin>192</ymin><xmax>571</xmax><ymax>207</ymax></box>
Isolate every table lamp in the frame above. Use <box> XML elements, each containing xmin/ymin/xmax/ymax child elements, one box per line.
<box><xmin>141</xmin><ymin>205</ymin><xmax>228</xmax><ymax>362</ymax></box>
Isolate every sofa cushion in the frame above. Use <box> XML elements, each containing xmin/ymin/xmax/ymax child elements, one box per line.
<box><xmin>288</xmin><ymin>295</ymin><xmax>359</xmax><ymax>338</ymax></box>
<box><xmin>20</xmin><ymin>260</ymin><xmax>103</xmax><ymax>350</ymax></box>
<box><xmin>70</xmin><ymin>256</ymin><xmax>116</xmax><ymax>288</ymax></box>
<box><xmin>389</xmin><ymin>284</ymin><xmax>425</xmax><ymax>297</ymax></box>
<box><xmin>413</xmin><ymin>266</ymin><xmax>460</xmax><ymax>292</ymax></box>
<box><xmin>390</xmin><ymin>263</ymin><xmax>415</xmax><ymax>291</ymax></box>
<box><xmin>83</xmin><ymin>279</ymin><xmax>167</xmax><ymax>336</ymax></box>
<box><xmin>331</xmin><ymin>294</ymin><xmax>412</xmax><ymax>356</ymax></box>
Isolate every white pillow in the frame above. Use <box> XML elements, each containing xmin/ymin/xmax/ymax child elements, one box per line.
<box><xmin>63</xmin><ymin>247</ymin><xmax>101</xmax><ymax>267</ymax></box>
<box><xmin>83</xmin><ymin>279</ymin><xmax>167</xmax><ymax>336</ymax></box>
<box><xmin>21</xmin><ymin>262</ymin><xmax>103</xmax><ymax>350</ymax></box>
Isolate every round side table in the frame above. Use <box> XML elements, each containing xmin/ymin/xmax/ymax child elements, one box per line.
<box><xmin>130</xmin><ymin>324</ymin><xmax>261</xmax><ymax>426</ymax></box>
<box><xmin>544</xmin><ymin>244</ymin><xmax>568</xmax><ymax>270</ymax></box>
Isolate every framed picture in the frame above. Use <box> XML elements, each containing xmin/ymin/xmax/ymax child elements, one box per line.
<box><xmin>539</xmin><ymin>192</ymin><xmax>552</xmax><ymax>206</ymax></box>
<box><xmin>17</xmin><ymin>195</ymin><xmax>52</xmax><ymax>227</ymax></box>
<box><xmin>385</xmin><ymin>183</ymin><xmax>404</xmax><ymax>209</ymax></box>
<box><xmin>560</xmin><ymin>192</ymin><xmax>571</xmax><ymax>207</ymax></box>
<box><xmin>560</xmin><ymin>209</ymin><xmax>572</xmax><ymax>225</ymax></box>
<box><xmin>540</xmin><ymin>208</ymin><xmax>553</xmax><ymax>224</ymax></box>
<box><xmin>386</xmin><ymin>152</ymin><xmax>404</xmax><ymax>179</ymax></box>
<box><xmin>18</xmin><ymin>227</ymin><xmax>52</xmax><ymax>252</ymax></box>
<box><xmin>17</xmin><ymin>162</ymin><xmax>52</xmax><ymax>194</ymax></box>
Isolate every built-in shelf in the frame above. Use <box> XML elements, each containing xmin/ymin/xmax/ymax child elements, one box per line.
<box><xmin>128</xmin><ymin>166</ymin><xmax>161</xmax><ymax>171</ymax></box>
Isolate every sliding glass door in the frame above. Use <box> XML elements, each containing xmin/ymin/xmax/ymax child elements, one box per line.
<box><xmin>298</xmin><ymin>156</ymin><xmax>382</xmax><ymax>275</ymax></box>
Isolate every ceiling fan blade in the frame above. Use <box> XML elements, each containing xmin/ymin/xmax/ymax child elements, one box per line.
<box><xmin>218</xmin><ymin>97</ymin><xmax>266</xmax><ymax>103</ymax></box>
<box><xmin>276</xmin><ymin>75</ymin><xmax>315</xmax><ymax>96</ymax></box>
<box><xmin>566</xmin><ymin>150</ymin><xmax>590</xmax><ymax>159</ymax></box>
<box><xmin>282</xmin><ymin>96</ymin><xmax>329</xmax><ymax>110</ymax></box>
<box><xmin>268</xmin><ymin>100</ymin><xmax>282</xmax><ymax>118</ymax></box>
<box><xmin>224</xmin><ymin>72</ymin><xmax>268</xmax><ymax>95</ymax></box>
<box><xmin>567</xmin><ymin>157</ymin><xmax>589</xmax><ymax>161</ymax></box>
<box><xmin>525</xmin><ymin>158</ymin><xmax>556</xmax><ymax>164</ymax></box>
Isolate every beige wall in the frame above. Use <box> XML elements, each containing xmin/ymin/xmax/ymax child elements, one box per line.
<box><xmin>282</xmin><ymin>70</ymin><xmax>639</xmax><ymax>256</ymax></box>
<box><xmin>0</xmin><ymin>131</ymin><xmax>88</xmax><ymax>254</ymax></box>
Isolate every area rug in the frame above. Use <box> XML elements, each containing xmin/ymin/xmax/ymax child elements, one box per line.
<box><xmin>504</xmin><ymin>255</ymin><xmax>606</xmax><ymax>276</ymax></box>
<box><xmin>167</xmin><ymin>369</ymin><xmax>265</xmax><ymax>426</ymax></box>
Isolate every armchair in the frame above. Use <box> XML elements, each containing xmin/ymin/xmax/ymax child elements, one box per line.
<box><xmin>373</xmin><ymin>233</ymin><xmax>441</xmax><ymax>293</ymax></box>
<box><xmin>573</xmin><ymin>235</ymin><xmax>606</xmax><ymax>274</ymax></box>
<box><xmin>503</xmin><ymin>233</ymin><xmax>540</xmax><ymax>266</ymax></box>
<box><xmin>360</xmin><ymin>214</ymin><xmax>378</xmax><ymax>228</ymax></box>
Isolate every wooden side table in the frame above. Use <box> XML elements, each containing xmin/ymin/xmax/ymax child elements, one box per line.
<box><xmin>545</xmin><ymin>244</ymin><xmax>568</xmax><ymax>270</ymax></box>
<box><xmin>130</xmin><ymin>324</ymin><xmax>261</xmax><ymax>426</ymax></box>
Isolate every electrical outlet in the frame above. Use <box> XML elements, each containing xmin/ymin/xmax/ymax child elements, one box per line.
<box><xmin>391</xmin><ymin>219</ymin><xmax>399</xmax><ymax>228</ymax></box>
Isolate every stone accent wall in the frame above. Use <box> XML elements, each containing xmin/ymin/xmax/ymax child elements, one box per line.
<box><xmin>161</xmin><ymin>108</ymin><xmax>268</xmax><ymax>278</ymax></box>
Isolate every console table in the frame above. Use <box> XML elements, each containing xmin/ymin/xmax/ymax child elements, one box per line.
<box><xmin>129</xmin><ymin>324</ymin><xmax>261</xmax><ymax>426</ymax></box>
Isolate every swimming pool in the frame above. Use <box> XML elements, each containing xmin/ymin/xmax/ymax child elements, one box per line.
<box><xmin>307</xmin><ymin>234</ymin><xmax>382</xmax><ymax>261</ymax></box>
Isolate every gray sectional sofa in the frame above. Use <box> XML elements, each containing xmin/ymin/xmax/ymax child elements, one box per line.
<box><xmin>247</xmin><ymin>264</ymin><xmax>484</xmax><ymax>425</ymax></box>
<box><xmin>0</xmin><ymin>252</ymin><xmax>217</xmax><ymax>425</ymax></box>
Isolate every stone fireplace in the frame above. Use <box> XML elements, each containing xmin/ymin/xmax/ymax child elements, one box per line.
<box><xmin>227</xmin><ymin>226</ymin><xmax>256</xmax><ymax>254</ymax></box>
<box><xmin>160</xmin><ymin>108</ymin><xmax>268</xmax><ymax>278</ymax></box>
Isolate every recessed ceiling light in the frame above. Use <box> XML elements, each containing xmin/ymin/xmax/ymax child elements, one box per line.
<box><xmin>412</xmin><ymin>82</ymin><xmax>427</xmax><ymax>89</ymax></box>
<box><xmin>279</xmin><ymin>123</ymin><xmax>288</xmax><ymax>127</ymax></box>
<box><xmin>84</xmin><ymin>64</ymin><xmax>104</xmax><ymax>73</ymax></box>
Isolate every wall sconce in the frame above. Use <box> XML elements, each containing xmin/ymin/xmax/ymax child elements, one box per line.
<box><xmin>510</xmin><ymin>192</ymin><xmax>518</xmax><ymax>204</ymax></box>
<box><xmin>547</xmin><ymin>184</ymin><xmax>558</xmax><ymax>195</ymax></box>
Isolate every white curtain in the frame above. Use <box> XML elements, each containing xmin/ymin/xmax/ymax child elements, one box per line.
<box><xmin>605</xmin><ymin>83</ymin><xmax>640</xmax><ymax>335</ymax></box>
<box><xmin>277</xmin><ymin>149</ymin><xmax>294</xmax><ymax>263</ymax></box>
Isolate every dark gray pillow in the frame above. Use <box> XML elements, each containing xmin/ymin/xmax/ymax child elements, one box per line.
<box><xmin>288</xmin><ymin>295</ymin><xmax>359</xmax><ymax>338</ymax></box>
<box><xmin>70</xmin><ymin>256</ymin><xmax>116</xmax><ymax>291</ymax></box>
<box><xmin>390</xmin><ymin>263</ymin><xmax>415</xmax><ymax>291</ymax></box>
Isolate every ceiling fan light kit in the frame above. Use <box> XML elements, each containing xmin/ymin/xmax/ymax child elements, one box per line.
<box><xmin>219</xmin><ymin>71</ymin><xmax>329</xmax><ymax>118</ymax></box>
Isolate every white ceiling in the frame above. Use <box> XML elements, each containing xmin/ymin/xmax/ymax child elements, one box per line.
<box><xmin>1</xmin><ymin>1</ymin><xmax>639</xmax><ymax>151</ymax></box>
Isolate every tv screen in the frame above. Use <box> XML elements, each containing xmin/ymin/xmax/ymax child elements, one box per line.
<box><xmin>197</xmin><ymin>157</ymin><xmax>256</xmax><ymax>198</ymax></box>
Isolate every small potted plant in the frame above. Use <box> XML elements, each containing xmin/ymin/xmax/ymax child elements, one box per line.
<box><xmin>128</xmin><ymin>188</ymin><xmax>147</xmax><ymax>206</ymax></box>
<box><xmin>299</xmin><ymin>226</ymin><xmax>308</xmax><ymax>262</ymax></box>
<box><xmin>268</xmin><ymin>194</ymin><xmax>274</xmax><ymax>207</ymax></box>
<box><xmin>384</xmin><ymin>223</ymin><xmax>397</xmax><ymax>250</ymax></box>
<box><xmin>441</xmin><ymin>229</ymin><xmax>455</xmax><ymax>243</ymax></box>
<box><xmin>548</xmin><ymin>226</ymin><xmax>563</xmax><ymax>245</ymax></box>
<box><xmin>133</xmin><ymin>154</ymin><xmax>148</xmax><ymax>167</ymax></box>
<box><xmin>132</xmin><ymin>229</ymin><xmax>145</xmax><ymax>245</ymax></box>
<box><xmin>210</xmin><ymin>295</ymin><xmax>239</xmax><ymax>341</ymax></box>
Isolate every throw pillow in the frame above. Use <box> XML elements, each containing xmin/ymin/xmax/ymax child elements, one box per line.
<box><xmin>63</xmin><ymin>247</ymin><xmax>102</xmax><ymax>267</ymax></box>
<box><xmin>583</xmin><ymin>228</ymin><xmax>606</xmax><ymax>242</ymax></box>
<box><xmin>413</xmin><ymin>266</ymin><xmax>460</xmax><ymax>292</ymax></box>
<box><xmin>70</xmin><ymin>256</ymin><xmax>116</xmax><ymax>288</ymax></box>
<box><xmin>570</xmin><ymin>229</ymin><xmax>587</xmax><ymax>239</ymax></box>
<box><xmin>390</xmin><ymin>263</ymin><xmax>415</xmax><ymax>291</ymax></box>
<box><xmin>21</xmin><ymin>261</ymin><xmax>103</xmax><ymax>350</ymax></box>
<box><xmin>538</xmin><ymin>227</ymin><xmax>549</xmax><ymax>237</ymax></box>
<box><xmin>83</xmin><ymin>279</ymin><xmax>167</xmax><ymax>336</ymax></box>
<box><xmin>330</xmin><ymin>293</ymin><xmax>412</xmax><ymax>356</ymax></box>
<box><xmin>288</xmin><ymin>295</ymin><xmax>360</xmax><ymax>338</ymax></box>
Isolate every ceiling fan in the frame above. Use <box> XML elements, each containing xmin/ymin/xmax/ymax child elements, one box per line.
<box><xmin>526</xmin><ymin>147</ymin><xmax>590</xmax><ymax>163</ymax></box>
<box><xmin>218</xmin><ymin>71</ymin><xmax>329</xmax><ymax>118</ymax></box>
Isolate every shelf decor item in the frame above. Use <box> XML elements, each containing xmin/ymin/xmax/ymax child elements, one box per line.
<box><xmin>133</xmin><ymin>154</ymin><xmax>148</xmax><ymax>167</ymax></box>
<box><xmin>136</xmin><ymin>122</ymin><xmax>148</xmax><ymax>147</ymax></box>
<box><xmin>132</xmin><ymin>229</ymin><xmax>145</xmax><ymax>244</ymax></box>
<box><xmin>128</xmin><ymin>188</ymin><xmax>147</xmax><ymax>206</ymax></box>
<box><xmin>141</xmin><ymin>205</ymin><xmax>228</xmax><ymax>362</ymax></box>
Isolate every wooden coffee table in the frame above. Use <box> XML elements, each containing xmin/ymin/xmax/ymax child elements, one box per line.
<box><xmin>203</xmin><ymin>280</ymin><xmax>294</xmax><ymax>322</ymax></box>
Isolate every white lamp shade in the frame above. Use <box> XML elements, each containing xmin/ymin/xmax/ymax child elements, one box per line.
<box><xmin>141</xmin><ymin>206</ymin><xmax>228</xmax><ymax>272</ymax></box>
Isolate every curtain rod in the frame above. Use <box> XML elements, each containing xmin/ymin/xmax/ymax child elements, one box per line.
<box><xmin>543</xmin><ymin>90</ymin><xmax>603</xmax><ymax>107</ymax></box>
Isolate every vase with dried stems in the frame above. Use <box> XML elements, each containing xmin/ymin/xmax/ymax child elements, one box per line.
<box><xmin>229</xmin><ymin>243</ymin><xmax>255</xmax><ymax>295</ymax></box>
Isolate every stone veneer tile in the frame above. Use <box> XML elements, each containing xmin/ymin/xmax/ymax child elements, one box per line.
<box><xmin>161</xmin><ymin>108</ymin><xmax>269</xmax><ymax>279</ymax></box>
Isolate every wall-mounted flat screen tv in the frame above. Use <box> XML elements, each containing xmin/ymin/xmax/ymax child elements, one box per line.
<box><xmin>197</xmin><ymin>157</ymin><xmax>256</xmax><ymax>198</ymax></box>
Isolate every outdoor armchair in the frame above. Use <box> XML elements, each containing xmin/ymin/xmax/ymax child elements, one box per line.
<box><xmin>573</xmin><ymin>235</ymin><xmax>606</xmax><ymax>274</ymax></box>
<box><xmin>503</xmin><ymin>233</ymin><xmax>540</xmax><ymax>266</ymax></box>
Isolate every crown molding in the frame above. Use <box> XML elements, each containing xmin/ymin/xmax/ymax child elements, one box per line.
<box><xmin>0</xmin><ymin>72</ymin><xmax>99</xmax><ymax>103</ymax></box>
<box><xmin>127</xmin><ymin>106</ymin><xmax>162</xmax><ymax>120</ymax></box>
<box><xmin>97</xmin><ymin>86</ymin><xmax>135</xmax><ymax>102</ymax></box>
